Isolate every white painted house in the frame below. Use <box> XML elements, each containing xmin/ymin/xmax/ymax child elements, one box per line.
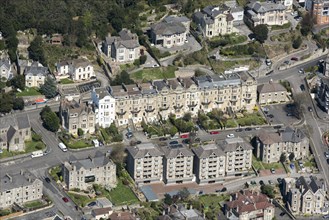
<box><xmin>57</xmin><ymin>58</ymin><xmax>95</xmax><ymax>81</ymax></box>
<box><xmin>91</xmin><ymin>87</ymin><xmax>116</xmax><ymax>128</ymax></box>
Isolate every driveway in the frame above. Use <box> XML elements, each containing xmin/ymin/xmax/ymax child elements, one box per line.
<box><xmin>263</xmin><ymin>104</ymin><xmax>300</xmax><ymax>126</ymax></box>
<box><xmin>142</xmin><ymin>51</ymin><xmax>159</xmax><ymax>68</ymax></box>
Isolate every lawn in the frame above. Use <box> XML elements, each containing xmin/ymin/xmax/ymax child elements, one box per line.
<box><xmin>66</xmin><ymin>140</ymin><xmax>92</xmax><ymax>149</ymax></box>
<box><xmin>225</xmin><ymin>119</ymin><xmax>237</xmax><ymax>128</ymax></box>
<box><xmin>271</xmin><ymin>22</ymin><xmax>291</xmax><ymax>31</ymax></box>
<box><xmin>252</xmin><ymin>156</ymin><xmax>283</xmax><ymax>170</ymax></box>
<box><xmin>60</xmin><ymin>78</ymin><xmax>74</xmax><ymax>84</ymax></box>
<box><xmin>236</xmin><ymin>113</ymin><xmax>266</xmax><ymax>126</ymax></box>
<box><xmin>208</xmin><ymin>34</ymin><xmax>247</xmax><ymax>50</ymax></box>
<box><xmin>252</xmin><ymin>156</ymin><xmax>265</xmax><ymax>170</ymax></box>
<box><xmin>130</xmin><ymin>66</ymin><xmax>177</xmax><ymax>82</ymax></box>
<box><xmin>24</xmin><ymin>200</ymin><xmax>44</xmax><ymax>209</ymax></box>
<box><xmin>199</xmin><ymin>194</ymin><xmax>230</xmax><ymax>215</ymax></box>
<box><xmin>68</xmin><ymin>192</ymin><xmax>95</xmax><ymax>207</ymax></box>
<box><xmin>16</xmin><ymin>87</ymin><xmax>41</xmax><ymax>97</ymax></box>
<box><xmin>107</xmin><ymin>180</ymin><xmax>139</xmax><ymax>205</ymax></box>
<box><xmin>0</xmin><ymin>140</ymin><xmax>45</xmax><ymax>159</ymax></box>
<box><xmin>49</xmin><ymin>165</ymin><xmax>62</xmax><ymax>182</ymax></box>
<box><xmin>210</xmin><ymin>59</ymin><xmax>261</xmax><ymax>73</ymax></box>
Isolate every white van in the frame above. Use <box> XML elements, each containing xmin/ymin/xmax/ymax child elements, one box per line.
<box><xmin>58</xmin><ymin>142</ymin><xmax>68</xmax><ymax>152</ymax></box>
<box><xmin>31</xmin><ymin>150</ymin><xmax>44</xmax><ymax>158</ymax></box>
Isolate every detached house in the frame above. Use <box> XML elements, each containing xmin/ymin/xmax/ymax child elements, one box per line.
<box><xmin>151</xmin><ymin>16</ymin><xmax>190</xmax><ymax>48</ymax></box>
<box><xmin>0</xmin><ymin>59</ymin><xmax>12</xmax><ymax>80</ymax></box>
<box><xmin>24</xmin><ymin>62</ymin><xmax>49</xmax><ymax>88</ymax></box>
<box><xmin>244</xmin><ymin>1</ymin><xmax>288</xmax><ymax>27</ymax></box>
<box><xmin>57</xmin><ymin>58</ymin><xmax>95</xmax><ymax>81</ymax></box>
<box><xmin>0</xmin><ymin>114</ymin><xmax>31</xmax><ymax>152</ymax></box>
<box><xmin>193</xmin><ymin>5</ymin><xmax>235</xmax><ymax>38</ymax></box>
<box><xmin>257</xmin><ymin>82</ymin><xmax>289</xmax><ymax>105</ymax></box>
<box><xmin>103</xmin><ymin>29</ymin><xmax>141</xmax><ymax>63</ymax></box>
<box><xmin>60</xmin><ymin>99</ymin><xmax>96</xmax><ymax>136</ymax></box>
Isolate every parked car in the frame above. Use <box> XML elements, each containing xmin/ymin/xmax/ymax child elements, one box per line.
<box><xmin>273</xmin><ymin>125</ymin><xmax>282</xmax><ymax>129</ymax></box>
<box><xmin>221</xmin><ymin>187</ymin><xmax>227</xmax><ymax>192</ymax></box>
<box><xmin>287</xmin><ymin>113</ymin><xmax>293</xmax><ymax>116</ymax></box>
<box><xmin>87</xmin><ymin>201</ymin><xmax>96</xmax><ymax>207</ymax></box>
<box><xmin>254</xmin><ymin>127</ymin><xmax>260</xmax><ymax>130</ymax></box>
<box><xmin>235</xmin><ymin>128</ymin><xmax>243</xmax><ymax>132</ymax></box>
<box><xmin>280</xmin><ymin>212</ymin><xmax>286</xmax><ymax>217</ymax></box>
<box><xmin>126</xmin><ymin>132</ymin><xmax>133</xmax><ymax>139</ymax></box>
<box><xmin>210</xmin><ymin>131</ymin><xmax>220</xmax><ymax>135</ymax></box>
<box><xmin>169</xmin><ymin>140</ymin><xmax>179</xmax><ymax>145</ymax></box>
<box><xmin>308</xmin><ymin>107</ymin><xmax>313</xmax><ymax>112</ymax></box>
<box><xmin>62</xmin><ymin>197</ymin><xmax>69</xmax><ymax>203</ymax></box>
<box><xmin>324</xmin><ymin>152</ymin><xmax>329</xmax><ymax>158</ymax></box>
<box><xmin>323</xmin><ymin>214</ymin><xmax>329</xmax><ymax>219</ymax></box>
<box><xmin>284</xmin><ymin>60</ymin><xmax>290</xmax><ymax>65</ymax></box>
<box><xmin>268</xmin><ymin>180</ymin><xmax>274</xmax><ymax>185</ymax></box>
<box><xmin>298</xmin><ymin>68</ymin><xmax>304</xmax><ymax>74</ymax></box>
<box><xmin>300</xmin><ymin>84</ymin><xmax>305</xmax><ymax>91</ymax></box>
<box><xmin>226</xmin><ymin>134</ymin><xmax>235</xmax><ymax>138</ymax></box>
<box><xmin>327</xmin><ymin>159</ymin><xmax>329</xmax><ymax>165</ymax></box>
<box><xmin>267</xmin><ymin>114</ymin><xmax>274</xmax><ymax>118</ymax></box>
<box><xmin>277</xmin><ymin>178</ymin><xmax>283</xmax><ymax>184</ymax></box>
<box><xmin>159</xmin><ymin>137</ymin><xmax>168</xmax><ymax>141</ymax></box>
<box><xmin>270</xmin><ymin>168</ymin><xmax>275</xmax><ymax>174</ymax></box>
<box><xmin>245</xmin><ymin>127</ymin><xmax>252</xmax><ymax>131</ymax></box>
<box><xmin>182</xmin><ymin>139</ymin><xmax>190</xmax><ymax>144</ymax></box>
<box><xmin>290</xmin><ymin>163</ymin><xmax>295</xmax><ymax>169</ymax></box>
<box><xmin>291</xmin><ymin>57</ymin><xmax>298</xmax><ymax>61</ymax></box>
<box><xmin>259</xmin><ymin>180</ymin><xmax>265</xmax><ymax>185</ymax></box>
<box><xmin>45</xmin><ymin>177</ymin><xmax>51</xmax><ymax>183</ymax></box>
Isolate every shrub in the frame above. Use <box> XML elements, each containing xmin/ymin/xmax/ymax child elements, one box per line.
<box><xmin>32</xmin><ymin>133</ymin><xmax>42</xmax><ymax>142</ymax></box>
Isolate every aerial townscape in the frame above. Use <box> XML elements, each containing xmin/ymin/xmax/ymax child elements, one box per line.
<box><xmin>3</xmin><ymin>0</ymin><xmax>329</xmax><ymax>220</ymax></box>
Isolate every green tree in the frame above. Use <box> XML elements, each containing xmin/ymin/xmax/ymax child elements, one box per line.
<box><xmin>28</xmin><ymin>36</ymin><xmax>46</xmax><ymax>65</ymax></box>
<box><xmin>261</xmin><ymin>185</ymin><xmax>275</xmax><ymax>198</ymax></box>
<box><xmin>40</xmin><ymin>106</ymin><xmax>60</xmax><ymax>132</ymax></box>
<box><xmin>169</xmin><ymin>126</ymin><xmax>178</xmax><ymax>137</ymax></box>
<box><xmin>77</xmin><ymin>128</ymin><xmax>84</xmax><ymax>136</ymax></box>
<box><xmin>289</xmin><ymin>152</ymin><xmax>295</xmax><ymax>161</ymax></box>
<box><xmin>178</xmin><ymin>187</ymin><xmax>190</xmax><ymax>201</ymax></box>
<box><xmin>300</xmin><ymin>13</ymin><xmax>313</xmax><ymax>36</ymax></box>
<box><xmin>292</xmin><ymin>36</ymin><xmax>302</xmax><ymax>49</ymax></box>
<box><xmin>110</xmin><ymin>146</ymin><xmax>126</xmax><ymax>165</ymax></box>
<box><xmin>163</xmin><ymin>193</ymin><xmax>173</xmax><ymax>205</ymax></box>
<box><xmin>111</xmin><ymin>70</ymin><xmax>134</xmax><ymax>85</ymax></box>
<box><xmin>39</xmin><ymin>77</ymin><xmax>57</xmax><ymax>98</ymax></box>
<box><xmin>280</xmin><ymin>153</ymin><xmax>286</xmax><ymax>163</ymax></box>
<box><xmin>10</xmin><ymin>75</ymin><xmax>25</xmax><ymax>90</ymax></box>
<box><xmin>139</xmin><ymin>55</ymin><xmax>147</xmax><ymax>65</ymax></box>
<box><xmin>13</xmin><ymin>97</ymin><xmax>24</xmax><ymax>110</ymax></box>
<box><xmin>253</xmin><ymin>24</ymin><xmax>269</xmax><ymax>43</ymax></box>
<box><xmin>183</xmin><ymin>112</ymin><xmax>192</xmax><ymax>122</ymax></box>
<box><xmin>0</xmin><ymin>93</ymin><xmax>14</xmax><ymax>113</ymax></box>
<box><xmin>40</xmin><ymin>105</ymin><xmax>52</xmax><ymax>120</ymax></box>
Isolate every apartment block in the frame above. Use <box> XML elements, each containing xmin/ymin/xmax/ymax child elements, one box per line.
<box><xmin>244</xmin><ymin>1</ymin><xmax>288</xmax><ymax>27</ymax></box>
<box><xmin>283</xmin><ymin>176</ymin><xmax>328</xmax><ymax>215</ymax></box>
<box><xmin>60</xmin><ymin>99</ymin><xmax>96</xmax><ymax>135</ymax></box>
<box><xmin>62</xmin><ymin>154</ymin><xmax>117</xmax><ymax>190</ymax></box>
<box><xmin>217</xmin><ymin>137</ymin><xmax>253</xmax><ymax>176</ymax></box>
<box><xmin>311</xmin><ymin>0</ymin><xmax>329</xmax><ymax>25</ymax></box>
<box><xmin>126</xmin><ymin>143</ymin><xmax>164</xmax><ymax>185</ymax></box>
<box><xmin>225</xmin><ymin>190</ymin><xmax>275</xmax><ymax>220</ymax></box>
<box><xmin>0</xmin><ymin>114</ymin><xmax>31</xmax><ymax>152</ymax></box>
<box><xmin>0</xmin><ymin>170</ymin><xmax>43</xmax><ymax>209</ymax></box>
<box><xmin>317</xmin><ymin>77</ymin><xmax>329</xmax><ymax>113</ymax></box>
<box><xmin>193</xmin><ymin>5</ymin><xmax>235</xmax><ymax>38</ymax></box>
<box><xmin>103</xmin><ymin>29</ymin><xmax>141</xmax><ymax>63</ymax></box>
<box><xmin>161</xmin><ymin>145</ymin><xmax>195</xmax><ymax>184</ymax></box>
<box><xmin>91</xmin><ymin>87</ymin><xmax>116</xmax><ymax>128</ymax></box>
<box><xmin>257</xmin><ymin>82</ymin><xmax>289</xmax><ymax>105</ymax></box>
<box><xmin>151</xmin><ymin>16</ymin><xmax>190</xmax><ymax>48</ymax></box>
<box><xmin>56</xmin><ymin>58</ymin><xmax>95</xmax><ymax>81</ymax></box>
<box><xmin>192</xmin><ymin>143</ymin><xmax>226</xmax><ymax>184</ymax></box>
<box><xmin>254</xmin><ymin>127</ymin><xmax>309</xmax><ymax>163</ymax></box>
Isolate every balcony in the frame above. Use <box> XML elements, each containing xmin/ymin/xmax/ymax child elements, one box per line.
<box><xmin>145</xmin><ymin>107</ymin><xmax>155</xmax><ymax>113</ymax></box>
<box><xmin>201</xmin><ymin>100</ymin><xmax>211</xmax><ymax>105</ymax></box>
<box><xmin>244</xmin><ymin>96</ymin><xmax>253</xmax><ymax>100</ymax></box>
<box><xmin>131</xmin><ymin>109</ymin><xmax>141</xmax><ymax>114</ymax></box>
<box><xmin>187</xmin><ymin>103</ymin><xmax>198</xmax><ymax>108</ymax></box>
<box><xmin>216</xmin><ymin>100</ymin><xmax>224</xmax><ymax>104</ymax></box>
<box><xmin>173</xmin><ymin>105</ymin><xmax>183</xmax><ymax>110</ymax></box>
<box><xmin>116</xmin><ymin>111</ymin><xmax>126</xmax><ymax>115</ymax></box>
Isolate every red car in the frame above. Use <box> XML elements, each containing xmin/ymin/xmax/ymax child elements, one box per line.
<box><xmin>210</xmin><ymin>131</ymin><xmax>219</xmax><ymax>135</ymax></box>
<box><xmin>62</xmin><ymin>197</ymin><xmax>69</xmax><ymax>203</ymax></box>
<box><xmin>291</xmin><ymin>57</ymin><xmax>298</xmax><ymax>61</ymax></box>
<box><xmin>180</xmin><ymin>134</ymin><xmax>189</xmax><ymax>139</ymax></box>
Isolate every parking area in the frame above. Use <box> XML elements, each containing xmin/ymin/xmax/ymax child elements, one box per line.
<box><xmin>156</xmin><ymin>35</ymin><xmax>201</xmax><ymax>54</ymax></box>
<box><xmin>259</xmin><ymin>168</ymin><xmax>285</xmax><ymax>177</ymax></box>
<box><xmin>263</xmin><ymin>103</ymin><xmax>299</xmax><ymax>125</ymax></box>
<box><xmin>77</xmin><ymin>81</ymin><xmax>101</xmax><ymax>93</ymax></box>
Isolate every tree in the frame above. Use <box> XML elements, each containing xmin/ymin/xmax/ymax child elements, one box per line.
<box><xmin>40</xmin><ymin>105</ymin><xmax>52</xmax><ymax>120</ymax></box>
<box><xmin>139</xmin><ymin>55</ymin><xmax>147</xmax><ymax>65</ymax></box>
<box><xmin>169</xmin><ymin>126</ymin><xmax>178</xmax><ymax>137</ymax></box>
<box><xmin>10</xmin><ymin>75</ymin><xmax>25</xmax><ymax>90</ymax></box>
<box><xmin>13</xmin><ymin>97</ymin><xmax>24</xmax><ymax>110</ymax></box>
<box><xmin>280</xmin><ymin>153</ymin><xmax>286</xmax><ymax>163</ymax></box>
<box><xmin>111</xmin><ymin>70</ymin><xmax>134</xmax><ymax>85</ymax></box>
<box><xmin>261</xmin><ymin>185</ymin><xmax>275</xmax><ymax>198</ymax></box>
<box><xmin>253</xmin><ymin>24</ymin><xmax>269</xmax><ymax>43</ymax></box>
<box><xmin>289</xmin><ymin>152</ymin><xmax>295</xmax><ymax>161</ymax></box>
<box><xmin>40</xmin><ymin>106</ymin><xmax>60</xmax><ymax>132</ymax></box>
<box><xmin>28</xmin><ymin>36</ymin><xmax>46</xmax><ymax>65</ymax></box>
<box><xmin>0</xmin><ymin>93</ymin><xmax>14</xmax><ymax>113</ymax></box>
<box><xmin>292</xmin><ymin>36</ymin><xmax>302</xmax><ymax>49</ymax></box>
<box><xmin>110</xmin><ymin>146</ymin><xmax>126</xmax><ymax>165</ymax></box>
<box><xmin>77</xmin><ymin>128</ymin><xmax>84</xmax><ymax>136</ymax></box>
<box><xmin>163</xmin><ymin>193</ymin><xmax>173</xmax><ymax>205</ymax></box>
<box><xmin>300</xmin><ymin>13</ymin><xmax>313</xmax><ymax>36</ymax></box>
<box><xmin>39</xmin><ymin>77</ymin><xmax>57</xmax><ymax>98</ymax></box>
<box><xmin>183</xmin><ymin>112</ymin><xmax>192</xmax><ymax>122</ymax></box>
<box><xmin>178</xmin><ymin>187</ymin><xmax>190</xmax><ymax>201</ymax></box>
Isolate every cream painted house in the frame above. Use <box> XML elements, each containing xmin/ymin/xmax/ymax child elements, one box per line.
<box><xmin>24</xmin><ymin>62</ymin><xmax>49</xmax><ymax>88</ymax></box>
<box><xmin>257</xmin><ymin>82</ymin><xmax>289</xmax><ymax>105</ymax></box>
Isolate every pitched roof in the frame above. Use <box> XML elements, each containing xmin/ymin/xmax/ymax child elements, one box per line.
<box><xmin>24</xmin><ymin>65</ymin><xmax>49</xmax><ymax>76</ymax></box>
<box><xmin>151</xmin><ymin>22</ymin><xmax>186</xmax><ymax>35</ymax></box>
<box><xmin>218</xmin><ymin>137</ymin><xmax>253</xmax><ymax>152</ymax></box>
<box><xmin>92</xmin><ymin>207</ymin><xmax>112</xmax><ymax>216</ymax></box>
<box><xmin>16</xmin><ymin>114</ymin><xmax>31</xmax><ymax>129</ymax></box>
<box><xmin>0</xmin><ymin>59</ymin><xmax>10</xmax><ymax>70</ymax></box>
<box><xmin>94</xmin><ymin>87</ymin><xmax>111</xmax><ymax>100</ymax></box>
<box><xmin>105</xmin><ymin>29</ymin><xmax>140</xmax><ymax>49</ymax></box>
<box><xmin>163</xmin><ymin>15</ymin><xmax>190</xmax><ymax>23</ymax></box>
<box><xmin>127</xmin><ymin>143</ymin><xmax>164</xmax><ymax>159</ymax></box>
<box><xmin>108</xmin><ymin>211</ymin><xmax>137</xmax><ymax>220</ymax></box>
<box><xmin>257</xmin><ymin>83</ymin><xmax>287</xmax><ymax>94</ymax></box>
<box><xmin>0</xmin><ymin>170</ymin><xmax>41</xmax><ymax>192</ymax></box>
<box><xmin>61</xmin><ymin>99</ymin><xmax>94</xmax><ymax>115</ymax></box>
<box><xmin>64</xmin><ymin>155</ymin><xmax>114</xmax><ymax>171</ymax></box>
<box><xmin>257</xmin><ymin>127</ymin><xmax>307</xmax><ymax>144</ymax></box>
<box><xmin>6</xmin><ymin>126</ymin><xmax>17</xmax><ymax>142</ymax></box>
<box><xmin>247</xmin><ymin>1</ymin><xmax>286</xmax><ymax>13</ymax></box>
<box><xmin>257</xmin><ymin>130</ymin><xmax>281</xmax><ymax>145</ymax></box>
<box><xmin>192</xmin><ymin>143</ymin><xmax>225</xmax><ymax>158</ymax></box>
<box><xmin>161</xmin><ymin>145</ymin><xmax>194</xmax><ymax>158</ymax></box>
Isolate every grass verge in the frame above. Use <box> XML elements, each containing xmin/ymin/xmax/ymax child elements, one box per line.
<box><xmin>16</xmin><ymin>87</ymin><xmax>41</xmax><ymax>97</ymax></box>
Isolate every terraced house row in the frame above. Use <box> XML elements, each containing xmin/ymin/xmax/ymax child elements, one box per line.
<box><xmin>91</xmin><ymin>71</ymin><xmax>257</xmax><ymax>128</ymax></box>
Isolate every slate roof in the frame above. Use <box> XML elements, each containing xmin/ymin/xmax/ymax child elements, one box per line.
<box><xmin>58</xmin><ymin>58</ymin><xmax>92</xmax><ymax>69</ymax></box>
<box><xmin>0</xmin><ymin>116</ymin><xmax>18</xmax><ymax>129</ymax></box>
<box><xmin>321</xmin><ymin>77</ymin><xmax>329</xmax><ymax>86</ymax></box>
<box><xmin>61</xmin><ymin>99</ymin><xmax>94</xmax><ymax>115</ymax></box>
<box><xmin>257</xmin><ymin>127</ymin><xmax>306</xmax><ymax>144</ymax></box>
<box><xmin>151</xmin><ymin>22</ymin><xmax>186</xmax><ymax>35</ymax></box>
<box><xmin>296</xmin><ymin>176</ymin><xmax>325</xmax><ymax>195</ymax></box>
<box><xmin>127</xmin><ymin>143</ymin><xmax>164</xmax><ymax>159</ymax></box>
<box><xmin>164</xmin><ymin>15</ymin><xmax>190</xmax><ymax>24</ymax></box>
<box><xmin>0</xmin><ymin>115</ymin><xmax>30</xmax><ymax>131</ymax></box>
<box><xmin>108</xmin><ymin>212</ymin><xmax>137</xmax><ymax>220</ymax></box>
<box><xmin>105</xmin><ymin>29</ymin><xmax>140</xmax><ymax>49</ymax></box>
<box><xmin>167</xmin><ymin>79</ymin><xmax>181</xmax><ymax>90</ymax></box>
<box><xmin>247</xmin><ymin>1</ymin><xmax>286</xmax><ymax>13</ymax></box>
<box><xmin>192</xmin><ymin>143</ymin><xmax>225</xmax><ymax>158</ymax></box>
<box><xmin>24</xmin><ymin>65</ymin><xmax>49</xmax><ymax>76</ymax></box>
<box><xmin>92</xmin><ymin>207</ymin><xmax>112</xmax><ymax>216</ymax></box>
<box><xmin>203</xmin><ymin>5</ymin><xmax>230</xmax><ymax>18</ymax></box>
<box><xmin>0</xmin><ymin>170</ymin><xmax>41</xmax><ymax>192</ymax></box>
<box><xmin>257</xmin><ymin>83</ymin><xmax>287</xmax><ymax>94</ymax></box>
<box><xmin>65</xmin><ymin>155</ymin><xmax>113</xmax><ymax>171</ymax></box>
<box><xmin>6</xmin><ymin>126</ymin><xmax>17</xmax><ymax>143</ymax></box>
<box><xmin>257</xmin><ymin>130</ymin><xmax>281</xmax><ymax>145</ymax></box>
<box><xmin>0</xmin><ymin>59</ymin><xmax>10</xmax><ymax>70</ymax></box>
<box><xmin>94</xmin><ymin>87</ymin><xmax>111</xmax><ymax>100</ymax></box>
<box><xmin>161</xmin><ymin>145</ymin><xmax>194</xmax><ymax>158</ymax></box>
<box><xmin>109</xmin><ymin>85</ymin><xmax>128</xmax><ymax>98</ymax></box>
<box><xmin>153</xmin><ymin>80</ymin><xmax>169</xmax><ymax>91</ymax></box>
<box><xmin>178</xmin><ymin>77</ymin><xmax>197</xmax><ymax>89</ymax></box>
<box><xmin>16</xmin><ymin>114</ymin><xmax>31</xmax><ymax>129</ymax></box>
<box><xmin>218</xmin><ymin>137</ymin><xmax>253</xmax><ymax>152</ymax></box>
<box><xmin>124</xmin><ymin>84</ymin><xmax>142</xmax><ymax>96</ymax></box>
<box><xmin>139</xmin><ymin>82</ymin><xmax>157</xmax><ymax>95</ymax></box>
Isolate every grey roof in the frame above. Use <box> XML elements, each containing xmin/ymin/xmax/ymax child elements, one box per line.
<box><xmin>127</xmin><ymin>143</ymin><xmax>164</xmax><ymax>159</ymax></box>
<box><xmin>163</xmin><ymin>15</ymin><xmax>190</xmax><ymax>24</ymax></box>
<box><xmin>321</xmin><ymin>77</ymin><xmax>329</xmax><ymax>86</ymax></box>
<box><xmin>0</xmin><ymin>116</ymin><xmax>18</xmax><ymax>129</ymax></box>
<box><xmin>24</xmin><ymin>65</ymin><xmax>49</xmax><ymax>76</ymax></box>
<box><xmin>257</xmin><ymin>83</ymin><xmax>287</xmax><ymax>93</ymax></box>
<box><xmin>0</xmin><ymin>170</ymin><xmax>41</xmax><ymax>192</ymax></box>
<box><xmin>167</xmin><ymin>78</ymin><xmax>182</xmax><ymax>90</ymax></box>
<box><xmin>151</xmin><ymin>22</ymin><xmax>186</xmax><ymax>35</ymax></box>
<box><xmin>231</xmin><ymin>6</ymin><xmax>244</xmax><ymax>13</ymax></box>
<box><xmin>192</xmin><ymin>143</ymin><xmax>225</xmax><ymax>158</ymax></box>
<box><xmin>139</xmin><ymin>83</ymin><xmax>157</xmax><ymax>95</ymax></box>
<box><xmin>105</xmin><ymin>29</ymin><xmax>140</xmax><ymax>49</ymax></box>
<box><xmin>94</xmin><ymin>87</ymin><xmax>111</xmax><ymax>99</ymax></box>
<box><xmin>58</xmin><ymin>58</ymin><xmax>92</xmax><ymax>69</ymax></box>
<box><xmin>247</xmin><ymin>1</ymin><xmax>286</xmax><ymax>13</ymax></box>
<box><xmin>194</xmin><ymin>74</ymin><xmax>241</xmax><ymax>90</ymax></box>
<box><xmin>65</xmin><ymin>155</ymin><xmax>113</xmax><ymax>170</ymax></box>
<box><xmin>281</xmin><ymin>127</ymin><xmax>306</xmax><ymax>143</ymax></box>
<box><xmin>16</xmin><ymin>114</ymin><xmax>31</xmax><ymax>129</ymax></box>
<box><xmin>6</xmin><ymin>126</ymin><xmax>17</xmax><ymax>142</ymax></box>
<box><xmin>296</xmin><ymin>176</ymin><xmax>324</xmax><ymax>195</ymax></box>
<box><xmin>161</xmin><ymin>145</ymin><xmax>194</xmax><ymax>158</ymax></box>
<box><xmin>153</xmin><ymin>80</ymin><xmax>169</xmax><ymax>91</ymax></box>
<box><xmin>203</xmin><ymin>5</ymin><xmax>230</xmax><ymax>18</ymax></box>
<box><xmin>0</xmin><ymin>59</ymin><xmax>10</xmax><ymax>70</ymax></box>
<box><xmin>218</xmin><ymin>137</ymin><xmax>253</xmax><ymax>152</ymax></box>
<box><xmin>109</xmin><ymin>85</ymin><xmax>128</xmax><ymax>98</ymax></box>
<box><xmin>140</xmin><ymin>185</ymin><xmax>159</xmax><ymax>201</ymax></box>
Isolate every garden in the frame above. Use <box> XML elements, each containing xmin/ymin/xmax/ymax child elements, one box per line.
<box><xmin>207</xmin><ymin>33</ymin><xmax>248</xmax><ymax>50</ymax></box>
<box><xmin>235</xmin><ymin>112</ymin><xmax>266</xmax><ymax>127</ymax></box>
<box><xmin>130</xmin><ymin>66</ymin><xmax>177</xmax><ymax>82</ymax></box>
<box><xmin>198</xmin><ymin>109</ymin><xmax>237</xmax><ymax>131</ymax></box>
<box><xmin>16</xmin><ymin>87</ymin><xmax>41</xmax><ymax>97</ymax></box>
<box><xmin>100</xmin><ymin>123</ymin><xmax>123</xmax><ymax>144</ymax></box>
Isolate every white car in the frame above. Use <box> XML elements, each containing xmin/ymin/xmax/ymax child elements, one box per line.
<box><xmin>227</xmin><ymin>134</ymin><xmax>235</xmax><ymax>138</ymax></box>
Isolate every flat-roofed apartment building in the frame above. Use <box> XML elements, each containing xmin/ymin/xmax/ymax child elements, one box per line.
<box><xmin>126</xmin><ymin>143</ymin><xmax>164</xmax><ymax>185</ymax></box>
